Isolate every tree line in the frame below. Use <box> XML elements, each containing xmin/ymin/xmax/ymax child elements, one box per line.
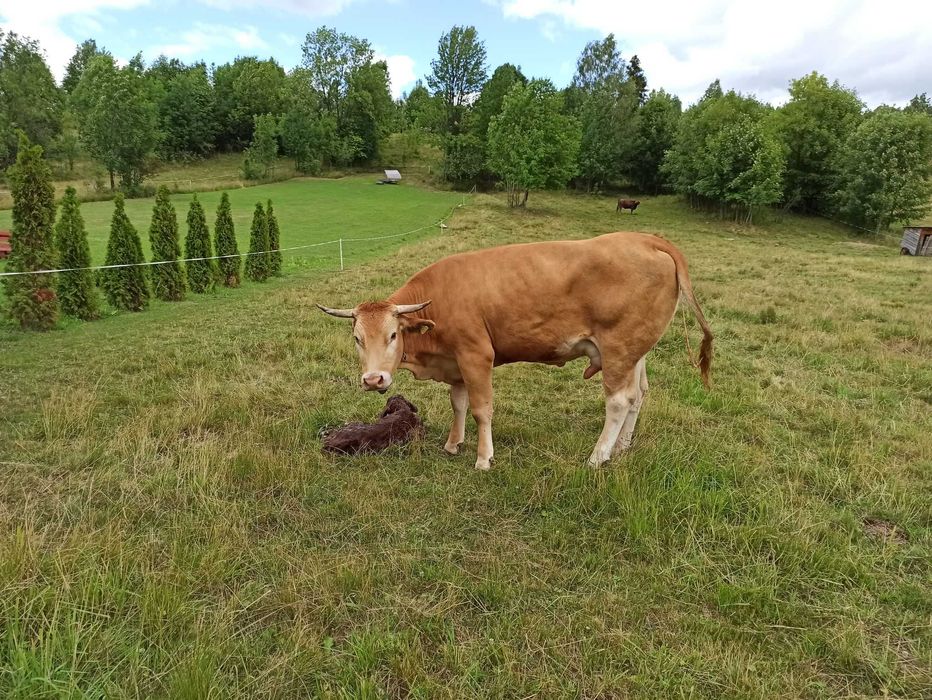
<box><xmin>1</xmin><ymin>26</ymin><xmax>931</xmax><ymax>229</ymax></box>
<box><xmin>2</xmin><ymin>134</ymin><xmax>282</xmax><ymax>330</ymax></box>
<box><xmin>423</xmin><ymin>31</ymin><xmax>932</xmax><ymax>228</ymax></box>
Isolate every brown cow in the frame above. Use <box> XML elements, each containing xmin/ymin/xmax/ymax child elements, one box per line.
<box><xmin>617</xmin><ymin>199</ymin><xmax>640</xmax><ymax>213</ymax></box>
<box><xmin>318</xmin><ymin>231</ymin><xmax>712</xmax><ymax>469</ymax></box>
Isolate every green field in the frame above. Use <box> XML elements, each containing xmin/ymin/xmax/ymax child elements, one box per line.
<box><xmin>0</xmin><ymin>176</ymin><xmax>463</xmax><ymax>274</ymax></box>
<box><xmin>1</xmin><ymin>186</ymin><xmax>930</xmax><ymax>698</ymax></box>
<box><xmin>0</xmin><ymin>154</ymin><xmax>304</xmax><ymax>210</ymax></box>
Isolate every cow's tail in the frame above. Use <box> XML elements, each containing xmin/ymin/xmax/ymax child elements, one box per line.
<box><xmin>661</xmin><ymin>242</ymin><xmax>713</xmax><ymax>388</ymax></box>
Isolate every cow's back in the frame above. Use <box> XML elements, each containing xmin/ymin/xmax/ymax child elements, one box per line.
<box><xmin>393</xmin><ymin>232</ymin><xmax>682</xmax><ymax>364</ymax></box>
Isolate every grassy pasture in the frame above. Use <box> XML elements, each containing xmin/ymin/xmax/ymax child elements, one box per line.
<box><xmin>0</xmin><ymin>176</ymin><xmax>463</xmax><ymax>276</ymax></box>
<box><xmin>0</xmin><ymin>153</ymin><xmax>303</xmax><ymax>209</ymax></box>
<box><xmin>0</xmin><ymin>189</ymin><xmax>930</xmax><ymax>698</ymax></box>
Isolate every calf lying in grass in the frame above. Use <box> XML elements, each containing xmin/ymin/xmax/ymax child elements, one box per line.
<box><xmin>321</xmin><ymin>395</ymin><xmax>424</xmax><ymax>455</ymax></box>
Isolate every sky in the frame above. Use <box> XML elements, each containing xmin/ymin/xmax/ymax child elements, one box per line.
<box><xmin>0</xmin><ymin>0</ymin><xmax>929</xmax><ymax>106</ymax></box>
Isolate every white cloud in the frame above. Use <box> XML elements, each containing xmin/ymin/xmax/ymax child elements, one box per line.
<box><xmin>197</xmin><ymin>0</ymin><xmax>353</xmax><ymax>16</ymax></box>
<box><xmin>154</xmin><ymin>23</ymin><xmax>268</xmax><ymax>59</ymax></box>
<box><xmin>540</xmin><ymin>18</ymin><xmax>559</xmax><ymax>43</ymax></box>
<box><xmin>0</xmin><ymin>0</ymin><xmax>150</xmax><ymax>80</ymax></box>
<box><xmin>0</xmin><ymin>0</ymin><xmax>352</xmax><ymax>81</ymax></box>
<box><xmin>375</xmin><ymin>50</ymin><xmax>416</xmax><ymax>99</ymax></box>
<box><xmin>492</xmin><ymin>0</ymin><xmax>932</xmax><ymax>106</ymax></box>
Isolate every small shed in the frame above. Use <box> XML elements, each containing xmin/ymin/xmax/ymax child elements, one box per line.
<box><xmin>900</xmin><ymin>227</ymin><xmax>932</xmax><ymax>256</ymax></box>
<box><xmin>0</xmin><ymin>230</ymin><xmax>11</xmax><ymax>259</ymax></box>
<box><xmin>377</xmin><ymin>169</ymin><xmax>402</xmax><ymax>185</ymax></box>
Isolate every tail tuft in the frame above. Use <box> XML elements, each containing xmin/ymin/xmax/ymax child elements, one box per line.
<box><xmin>663</xmin><ymin>240</ymin><xmax>713</xmax><ymax>389</ymax></box>
<box><xmin>698</xmin><ymin>331</ymin><xmax>713</xmax><ymax>389</ymax></box>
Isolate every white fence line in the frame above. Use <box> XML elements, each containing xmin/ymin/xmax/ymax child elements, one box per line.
<box><xmin>0</xmin><ymin>201</ymin><xmax>469</xmax><ymax>278</ymax></box>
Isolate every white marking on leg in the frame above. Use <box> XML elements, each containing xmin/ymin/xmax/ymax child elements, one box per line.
<box><xmin>614</xmin><ymin>359</ymin><xmax>648</xmax><ymax>454</ymax></box>
<box><xmin>444</xmin><ymin>383</ymin><xmax>468</xmax><ymax>455</ymax></box>
<box><xmin>588</xmin><ymin>389</ymin><xmax>634</xmax><ymax>467</ymax></box>
<box><xmin>473</xmin><ymin>406</ymin><xmax>494</xmax><ymax>470</ymax></box>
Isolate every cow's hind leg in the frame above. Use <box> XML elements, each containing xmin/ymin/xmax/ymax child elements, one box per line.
<box><xmin>613</xmin><ymin>357</ymin><xmax>648</xmax><ymax>455</ymax></box>
<box><xmin>588</xmin><ymin>354</ymin><xmax>640</xmax><ymax>467</ymax></box>
<box><xmin>444</xmin><ymin>382</ymin><xmax>468</xmax><ymax>455</ymax></box>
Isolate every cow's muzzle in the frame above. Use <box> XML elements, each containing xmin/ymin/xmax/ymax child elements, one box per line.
<box><xmin>362</xmin><ymin>371</ymin><xmax>392</xmax><ymax>393</ymax></box>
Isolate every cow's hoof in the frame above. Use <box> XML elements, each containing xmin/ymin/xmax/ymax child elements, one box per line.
<box><xmin>587</xmin><ymin>449</ymin><xmax>610</xmax><ymax>467</ymax></box>
<box><xmin>474</xmin><ymin>457</ymin><xmax>492</xmax><ymax>471</ymax></box>
<box><xmin>443</xmin><ymin>441</ymin><xmax>461</xmax><ymax>455</ymax></box>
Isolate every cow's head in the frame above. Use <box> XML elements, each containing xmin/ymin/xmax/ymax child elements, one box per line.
<box><xmin>317</xmin><ymin>300</ymin><xmax>434</xmax><ymax>392</ymax></box>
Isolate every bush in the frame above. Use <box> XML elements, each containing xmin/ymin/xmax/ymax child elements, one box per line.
<box><xmin>758</xmin><ymin>306</ymin><xmax>778</xmax><ymax>324</ymax></box>
<box><xmin>833</xmin><ymin>108</ymin><xmax>932</xmax><ymax>233</ymax></box>
<box><xmin>266</xmin><ymin>199</ymin><xmax>282</xmax><ymax>276</ymax></box>
<box><xmin>101</xmin><ymin>193</ymin><xmax>149</xmax><ymax>311</ymax></box>
<box><xmin>148</xmin><ymin>185</ymin><xmax>186</xmax><ymax>301</ymax></box>
<box><xmin>241</xmin><ymin>114</ymin><xmax>278</xmax><ymax>180</ymax></box>
<box><xmin>487</xmin><ymin>80</ymin><xmax>580</xmax><ymax>207</ymax></box>
<box><xmin>184</xmin><ymin>195</ymin><xmax>215</xmax><ymax>293</ymax></box>
<box><xmin>442</xmin><ymin>133</ymin><xmax>485</xmax><ymax>185</ymax></box>
<box><xmin>664</xmin><ymin>90</ymin><xmax>783</xmax><ymax>221</ymax></box>
<box><xmin>214</xmin><ymin>192</ymin><xmax>240</xmax><ymax>287</ymax></box>
<box><xmin>122</xmin><ymin>182</ymin><xmax>157</xmax><ymax>199</ymax></box>
<box><xmin>2</xmin><ymin>135</ymin><xmax>59</xmax><ymax>330</ymax></box>
<box><xmin>244</xmin><ymin>202</ymin><xmax>270</xmax><ymax>282</ymax></box>
<box><xmin>54</xmin><ymin>186</ymin><xmax>99</xmax><ymax>319</ymax></box>
<box><xmin>241</xmin><ymin>155</ymin><xmax>265</xmax><ymax>181</ymax></box>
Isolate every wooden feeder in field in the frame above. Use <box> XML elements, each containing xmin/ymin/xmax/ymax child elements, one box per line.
<box><xmin>0</xmin><ymin>230</ymin><xmax>11</xmax><ymax>259</ymax></box>
<box><xmin>900</xmin><ymin>226</ymin><xmax>932</xmax><ymax>256</ymax></box>
<box><xmin>377</xmin><ymin>169</ymin><xmax>402</xmax><ymax>185</ymax></box>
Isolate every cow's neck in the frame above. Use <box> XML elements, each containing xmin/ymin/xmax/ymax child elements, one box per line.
<box><xmin>390</xmin><ymin>283</ymin><xmax>453</xmax><ymax>382</ymax></box>
<box><xmin>399</xmin><ymin>334</ymin><xmax>459</xmax><ymax>383</ymax></box>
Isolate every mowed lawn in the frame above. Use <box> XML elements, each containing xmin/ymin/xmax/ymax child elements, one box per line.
<box><xmin>0</xmin><ymin>189</ymin><xmax>930</xmax><ymax>698</ymax></box>
<box><xmin>0</xmin><ymin>176</ymin><xmax>464</xmax><ymax>273</ymax></box>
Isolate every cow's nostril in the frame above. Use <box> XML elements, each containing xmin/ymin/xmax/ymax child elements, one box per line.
<box><xmin>362</xmin><ymin>373</ymin><xmax>385</xmax><ymax>388</ymax></box>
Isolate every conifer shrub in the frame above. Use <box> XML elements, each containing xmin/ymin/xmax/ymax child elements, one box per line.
<box><xmin>184</xmin><ymin>195</ymin><xmax>215</xmax><ymax>293</ymax></box>
<box><xmin>3</xmin><ymin>135</ymin><xmax>59</xmax><ymax>330</ymax></box>
<box><xmin>148</xmin><ymin>185</ymin><xmax>186</xmax><ymax>301</ymax></box>
<box><xmin>244</xmin><ymin>202</ymin><xmax>270</xmax><ymax>282</ymax></box>
<box><xmin>214</xmin><ymin>192</ymin><xmax>240</xmax><ymax>287</ymax></box>
<box><xmin>266</xmin><ymin>199</ymin><xmax>282</xmax><ymax>276</ymax></box>
<box><xmin>54</xmin><ymin>186</ymin><xmax>99</xmax><ymax>320</ymax></box>
<box><xmin>101</xmin><ymin>193</ymin><xmax>149</xmax><ymax>311</ymax></box>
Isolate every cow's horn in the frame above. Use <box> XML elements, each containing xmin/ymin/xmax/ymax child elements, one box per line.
<box><xmin>316</xmin><ymin>304</ymin><xmax>355</xmax><ymax>318</ymax></box>
<box><xmin>394</xmin><ymin>300</ymin><xmax>432</xmax><ymax>315</ymax></box>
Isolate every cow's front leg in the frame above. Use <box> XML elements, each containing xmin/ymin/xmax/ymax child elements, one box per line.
<box><xmin>444</xmin><ymin>382</ymin><xmax>468</xmax><ymax>455</ymax></box>
<box><xmin>459</xmin><ymin>352</ymin><xmax>495</xmax><ymax>470</ymax></box>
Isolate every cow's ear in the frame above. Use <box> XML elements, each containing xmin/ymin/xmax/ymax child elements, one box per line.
<box><xmin>400</xmin><ymin>316</ymin><xmax>435</xmax><ymax>334</ymax></box>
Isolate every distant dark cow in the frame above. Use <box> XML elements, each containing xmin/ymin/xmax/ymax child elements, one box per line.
<box><xmin>617</xmin><ymin>199</ymin><xmax>640</xmax><ymax>213</ymax></box>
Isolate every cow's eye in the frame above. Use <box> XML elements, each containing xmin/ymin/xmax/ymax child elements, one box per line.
<box><xmin>354</xmin><ymin>336</ymin><xmax>362</xmax><ymax>346</ymax></box>
<box><xmin>390</xmin><ymin>332</ymin><xmax>397</xmax><ymax>342</ymax></box>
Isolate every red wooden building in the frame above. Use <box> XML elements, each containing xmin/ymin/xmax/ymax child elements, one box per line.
<box><xmin>0</xmin><ymin>230</ymin><xmax>11</xmax><ymax>259</ymax></box>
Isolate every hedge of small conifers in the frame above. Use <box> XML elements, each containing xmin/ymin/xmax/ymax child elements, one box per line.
<box><xmin>2</xmin><ymin>138</ymin><xmax>283</xmax><ymax>331</ymax></box>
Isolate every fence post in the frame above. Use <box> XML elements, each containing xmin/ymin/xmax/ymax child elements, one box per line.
<box><xmin>339</xmin><ymin>238</ymin><xmax>344</xmax><ymax>271</ymax></box>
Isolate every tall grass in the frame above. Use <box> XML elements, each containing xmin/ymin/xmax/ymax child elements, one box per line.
<box><xmin>0</xmin><ymin>189</ymin><xmax>929</xmax><ymax>697</ymax></box>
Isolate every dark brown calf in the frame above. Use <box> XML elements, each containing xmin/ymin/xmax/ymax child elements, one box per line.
<box><xmin>321</xmin><ymin>394</ymin><xmax>423</xmax><ymax>455</ymax></box>
<box><xmin>617</xmin><ymin>199</ymin><xmax>640</xmax><ymax>213</ymax></box>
